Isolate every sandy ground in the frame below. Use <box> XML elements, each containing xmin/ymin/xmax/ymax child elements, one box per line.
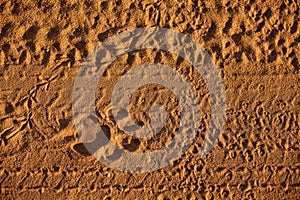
<box><xmin>0</xmin><ymin>0</ymin><xmax>300</xmax><ymax>199</ymax></box>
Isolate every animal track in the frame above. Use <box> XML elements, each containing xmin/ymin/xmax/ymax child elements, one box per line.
<box><xmin>0</xmin><ymin>0</ymin><xmax>300</xmax><ymax>199</ymax></box>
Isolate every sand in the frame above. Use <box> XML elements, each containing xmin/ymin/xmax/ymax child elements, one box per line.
<box><xmin>0</xmin><ymin>0</ymin><xmax>300</xmax><ymax>199</ymax></box>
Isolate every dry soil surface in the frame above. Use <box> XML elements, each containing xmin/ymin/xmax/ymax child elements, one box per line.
<box><xmin>0</xmin><ymin>0</ymin><xmax>300</xmax><ymax>199</ymax></box>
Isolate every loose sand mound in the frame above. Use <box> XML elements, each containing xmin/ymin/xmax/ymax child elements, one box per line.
<box><xmin>0</xmin><ymin>0</ymin><xmax>299</xmax><ymax>199</ymax></box>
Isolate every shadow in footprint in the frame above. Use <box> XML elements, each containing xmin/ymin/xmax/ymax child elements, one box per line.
<box><xmin>72</xmin><ymin>126</ymin><xmax>111</xmax><ymax>156</ymax></box>
<box><xmin>72</xmin><ymin>143</ymin><xmax>92</xmax><ymax>156</ymax></box>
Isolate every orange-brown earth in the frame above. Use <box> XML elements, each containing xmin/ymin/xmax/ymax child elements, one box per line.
<box><xmin>0</xmin><ymin>0</ymin><xmax>300</xmax><ymax>199</ymax></box>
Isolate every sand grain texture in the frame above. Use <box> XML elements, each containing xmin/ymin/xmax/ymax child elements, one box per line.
<box><xmin>0</xmin><ymin>0</ymin><xmax>300</xmax><ymax>199</ymax></box>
